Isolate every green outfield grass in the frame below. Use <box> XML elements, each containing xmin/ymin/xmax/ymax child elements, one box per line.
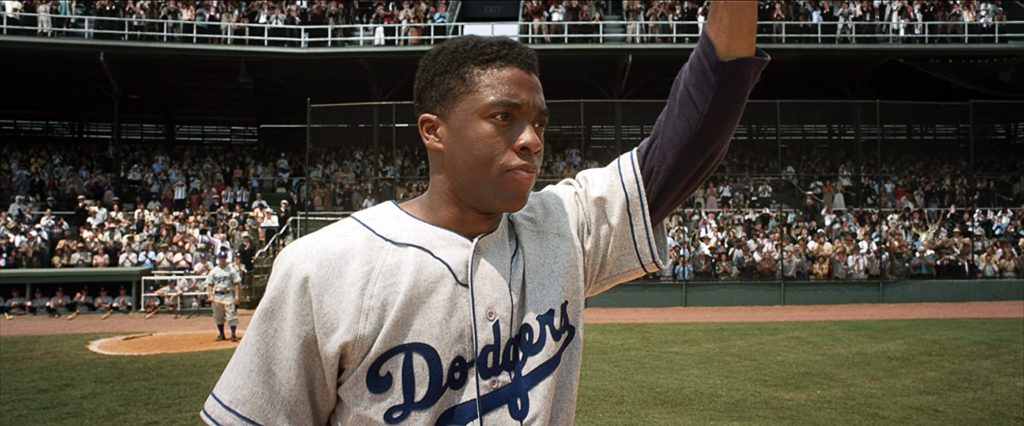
<box><xmin>1</xmin><ymin>319</ymin><xmax>1022</xmax><ymax>425</ymax></box>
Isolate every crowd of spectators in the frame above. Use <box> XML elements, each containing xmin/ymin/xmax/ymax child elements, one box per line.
<box><xmin>520</xmin><ymin>0</ymin><xmax>608</xmax><ymax>43</ymax></box>
<box><xmin>519</xmin><ymin>0</ymin><xmax>1010</xmax><ymax>44</ymax></box>
<box><xmin>697</xmin><ymin>147</ymin><xmax>1023</xmax><ymax>212</ymax></box>
<box><xmin>3</xmin><ymin>1</ymin><xmax>1012</xmax><ymax>46</ymax></box>
<box><xmin>2</xmin><ymin>140</ymin><xmax>1021</xmax><ymax>282</ymax></box>
<box><xmin>757</xmin><ymin>0</ymin><xmax>1009</xmax><ymax>43</ymax></box>
<box><xmin>1</xmin><ymin>0</ymin><xmax>451</xmax><ymax>46</ymax></box>
<box><xmin>657</xmin><ymin>204</ymin><xmax>1022</xmax><ymax>281</ymax></box>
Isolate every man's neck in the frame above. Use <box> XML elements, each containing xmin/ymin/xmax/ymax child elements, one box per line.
<box><xmin>398</xmin><ymin>189</ymin><xmax>503</xmax><ymax>240</ymax></box>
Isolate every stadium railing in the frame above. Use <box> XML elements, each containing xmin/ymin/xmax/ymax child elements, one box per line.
<box><xmin>2</xmin><ymin>13</ymin><xmax>1020</xmax><ymax>46</ymax></box>
<box><xmin>242</xmin><ymin>213</ymin><xmax>350</xmax><ymax>306</ymax></box>
<box><xmin>140</xmin><ymin>274</ymin><xmax>207</xmax><ymax>313</ymax></box>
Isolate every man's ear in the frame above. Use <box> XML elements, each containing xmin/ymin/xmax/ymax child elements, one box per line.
<box><xmin>418</xmin><ymin>113</ymin><xmax>445</xmax><ymax>153</ymax></box>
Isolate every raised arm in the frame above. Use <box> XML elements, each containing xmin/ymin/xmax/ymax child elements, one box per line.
<box><xmin>637</xmin><ymin>0</ymin><xmax>767</xmax><ymax>223</ymax></box>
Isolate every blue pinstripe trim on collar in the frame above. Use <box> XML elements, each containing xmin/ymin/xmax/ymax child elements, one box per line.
<box><xmin>616</xmin><ymin>155</ymin><xmax>651</xmax><ymax>274</ymax></box>
<box><xmin>201</xmin><ymin>408</ymin><xmax>222</xmax><ymax>426</ymax></box>
<box><xmin>628</xmin><ymin>152</ymin><xmax>660</xmax><ymax>267</ymax></box>
<box><xmin>351</xmin><ymin>216</ymin><xmax>469</xmax><ymax>287</ymax></box>
<box><xmin>210</xmin><ymin>391</ymin><xmax>262</xmax><ymax>426</ymax></box>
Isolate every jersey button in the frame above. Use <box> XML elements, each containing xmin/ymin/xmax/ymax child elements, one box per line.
<box><xmin>489</xmin><ymin>378</ymin><xmax>500</xmax><ymax>389</ymax></box>
<box><xmin>485</xmin><ymin>309</ymin><xmax>496</xmax><ymax>322</ymax></box>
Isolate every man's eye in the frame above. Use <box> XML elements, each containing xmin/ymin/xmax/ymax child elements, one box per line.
<box><xmin>494</xmin><ymin>113</ymin><xmax>511</xmax><ymax>121</ymax></box>
<box><xmin>533</xmin><ymin>121</ymin><xmax>547</xmax><ymax>129</ymax></box>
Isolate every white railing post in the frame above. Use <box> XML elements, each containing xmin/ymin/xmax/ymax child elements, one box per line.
<box><xmin>994</xmin><ymin>21</ymin><xmax>999</xmax><ymax>43</ymax></box>
<box><xmin>599</xmin><ymin>20</ymin><xmax>603</xmax><ymax>44</ymax></box>
<box><xmin>264</xmin><ymin>24</ymin><xmax>268</xmax><ymax>46</ymax></box>
<box><xmin>2</xmin><ymin>13</ymin><xmax>6</xmax><ymax>35</ymax></box>
<box><xmin>782</xmin><ymin>21</ymin><xmax>786</xmax><ymax>43</ymax></box>
<box><xmin>328</xmin><ymin>25</ymin><xmax>332</xmax><ymax>47</ymax></box>
<box><xmin>163</xmin><ymin>21</ymin><xmax>167</xmax><ymax>41</ymax></box>
<box><xmin>301</xmin><ymin>27</ymin><xmax>307</xmax><ymax>48</ymax></box>
<box><xmin>193</xmin><ymin>20</ymin><xmax>197</xmax><ymax>44</ymax></box>
<box><xmin>124</xmin><ymin>20</ymin><xmax>128</xmax><ymax>40</ymax></box>
<box><xmin>964</xmin><ymin>22</ymin><xmax>968</xmax><ymax>43</ymax></box>
<box><xmin>818</xmin><ymin>21</ymin><xmax>822</xmax><ymax>43</ymax></box>
<box><xmin>924</xmin><ymin>21</ymin><xmax>928</xmax><ymax>44</ymax></box>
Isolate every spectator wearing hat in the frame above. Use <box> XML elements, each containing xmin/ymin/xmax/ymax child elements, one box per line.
<box><xmin>7</xmin><ymin>195</ymin><xmax>27</xmax><ymax>221</ymax></box>
<box><xmin>811</xmin><ymin>254</ymin><xmax>831</xmax><ymax>280</ymax></box>
<box><xmin>910</xmin><ymin>246</ymin><xmax>937</xmax><ymax>277</ymax></box>
<box><xmin>279</xmin><ymin>198</ymin><xmax>294</xmax><ymax>240</ymax></box>
<box><xmin>69</xmin><ymin>241</ymin><xmax>92</xmax><ymax>267</ymax></box>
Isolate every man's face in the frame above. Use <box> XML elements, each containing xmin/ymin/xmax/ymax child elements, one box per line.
<box><xmin>429</xmin><ymin>67</ymin><xmax>548</xmax><ymax>214</ymax></box>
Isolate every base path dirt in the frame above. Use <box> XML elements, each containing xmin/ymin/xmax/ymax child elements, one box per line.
<box><xmin>584</xmin><ymin>301</ymin><xmax>1024</xmax><ymax>324</ymax></box>
<box><xmin>0</xmin><ymin>310</ymin><xmax>253</xmax><ymax>337</ymax></box>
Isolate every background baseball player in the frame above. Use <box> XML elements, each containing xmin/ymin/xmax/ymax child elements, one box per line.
<box><xmin>2</xmin><ymin>289</ymin><xmax>27</xmax><ymax>319</ymax></box>
<box><xmin>206</xmin><ymin>252</ymin><xmax>241</xmax><ymax>342</ymax></box>
<box><xmin>46</xmin><ymin>288</ymin><xmax>70</xmax><ymax>317</ymax></box>
<box><xmin>93</xmin><ymin>288</ymin><xmax>114</xmax><ymax>319</ymax></box>
<box><xmin>203</xmin><ymin>2</ymin><xmax>763</xmax><ymax>424</ymax></box>
<box><xmin>112</xmin><ymin>287</ymin><xmax>133</xmax><ymax>314</ymax></box>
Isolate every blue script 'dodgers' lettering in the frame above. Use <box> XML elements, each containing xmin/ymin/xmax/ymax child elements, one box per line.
<box><xmin>365</xmin><ymin>301</ymin><xmax>577</xmax><ymax>425</ymax></box>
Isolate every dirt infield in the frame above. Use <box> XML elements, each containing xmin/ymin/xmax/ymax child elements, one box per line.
<box><xmin>584</xmin><ymin>301</ymin><xmax>1024</xmax><ymax>324</ymax></box>
<box><xmin>3</xmin><ymin>302</ymin><xmax>1019</xmax><ymax>336</ymax></box>
<box><xmin>88</xmin><ymin>331</ymin><xmax>245</xmax><ymax>356</ymax></box>
<box><xmin>0</xmin><ymin>310</ymin><xmax>253</xmax><ymax>337</ymax></box>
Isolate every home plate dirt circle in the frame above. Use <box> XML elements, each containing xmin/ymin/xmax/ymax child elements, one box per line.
<box><xmin>88</xmin><ymin>331</ymin><xmax>244</xmax><ymax>356</ymax></box>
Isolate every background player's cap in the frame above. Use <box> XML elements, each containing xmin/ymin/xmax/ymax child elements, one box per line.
<box><xmin>217</xmin><ymin>252</ymin><xmax>229</xmax><ymax>258</ymax></box>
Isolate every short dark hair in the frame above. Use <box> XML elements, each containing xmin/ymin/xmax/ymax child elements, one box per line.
<box><xmin>414</xmin><ymin>36</ymin><xmax>540</xmax><ymax>118</ymax></box>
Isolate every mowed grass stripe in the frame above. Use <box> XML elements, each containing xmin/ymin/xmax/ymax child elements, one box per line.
<box><xmin>577</xmin><ymin>319</ymin><xmax>1024</xmax><ymax>425</ymax></box>
<box><xmin>1</xmin><ymin>319</ymin><xmax>1021</xmax><ymax>425</ymax></box>
<box><xmin>0</xmin><ymin>333</ymin><xmax>233</xmax><ymax>425</ymax></box>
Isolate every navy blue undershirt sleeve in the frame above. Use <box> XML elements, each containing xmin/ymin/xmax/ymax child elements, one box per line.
<box><xmin>636</xmin><ymin>32</ymin><xmax>770</xmax><ymax>224</ymax></box>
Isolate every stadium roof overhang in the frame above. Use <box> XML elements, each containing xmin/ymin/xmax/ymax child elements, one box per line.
<box><xmin>2</xmin><ymin>37</ymin><xmax>1021</xmax><ymax>126</ymax></box>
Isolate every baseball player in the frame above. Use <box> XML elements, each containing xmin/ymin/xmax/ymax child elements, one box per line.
<box><xmin>203</xmin><ymin>2</ymin><xmax>765</xmax><ymax>424</ymax></box>
<box><xmin>112</xmin><ymin>287</ymin><xmax>133</xmax><ymax>313</ymax></box>
<box><xmin>71</xmin><ymin>287</ymin><xmax>94</xmax><ymax>313</ymax></box>
<box><xmin>4</xmin><ymin>289</ymin><xmax>27</xmax><ymax>316</ymax></box>
<box><xmin>27</xmin><ymin>289</ymin><xmax>48</xmax><ymax>316</ymax></box>
<box><xmin>206</xmin><ymin>252</ymin><xmax>241</xmax><ymax>342</ymax></box>
<box><xmin>93</xmin><ymin>288</ymin><xmax>114</xmax><ymax>312</ymax></box>
<box><xmin>46</xmin><ymin>288</ymin><xmax>71</xmax><ymax>317</ymax></box>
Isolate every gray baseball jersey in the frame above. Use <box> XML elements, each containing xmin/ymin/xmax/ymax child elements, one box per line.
<box><xmin>202</xmin><ymin>149</ymin><xmax>667</xmax><ymax>425</ymax></box>
<box><xmin>206</xmin><ymin>266</ymin><xmax>241</xmax><ymax>297</ymax></box>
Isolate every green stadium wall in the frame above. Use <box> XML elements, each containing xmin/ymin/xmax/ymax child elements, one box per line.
<box><xmin>585</xmin><ymin>280</ymin><xmax>1024</xmax><ymax>307</ymax></box>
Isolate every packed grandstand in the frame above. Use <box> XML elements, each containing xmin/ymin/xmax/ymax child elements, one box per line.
<box><xmin>1</xmin><ymin>140</ymin><xmax>1021</xmax><ymax>281</ymax></box>
<box><xmin>1</xmin><ymin>1</ymin><xmax>1021</xmax><ymax>316</ymax></box>
<box><xmin>0</xmin><ymin>0</ymin><xmax>1014</xmax><ymax>45</ymax></box>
